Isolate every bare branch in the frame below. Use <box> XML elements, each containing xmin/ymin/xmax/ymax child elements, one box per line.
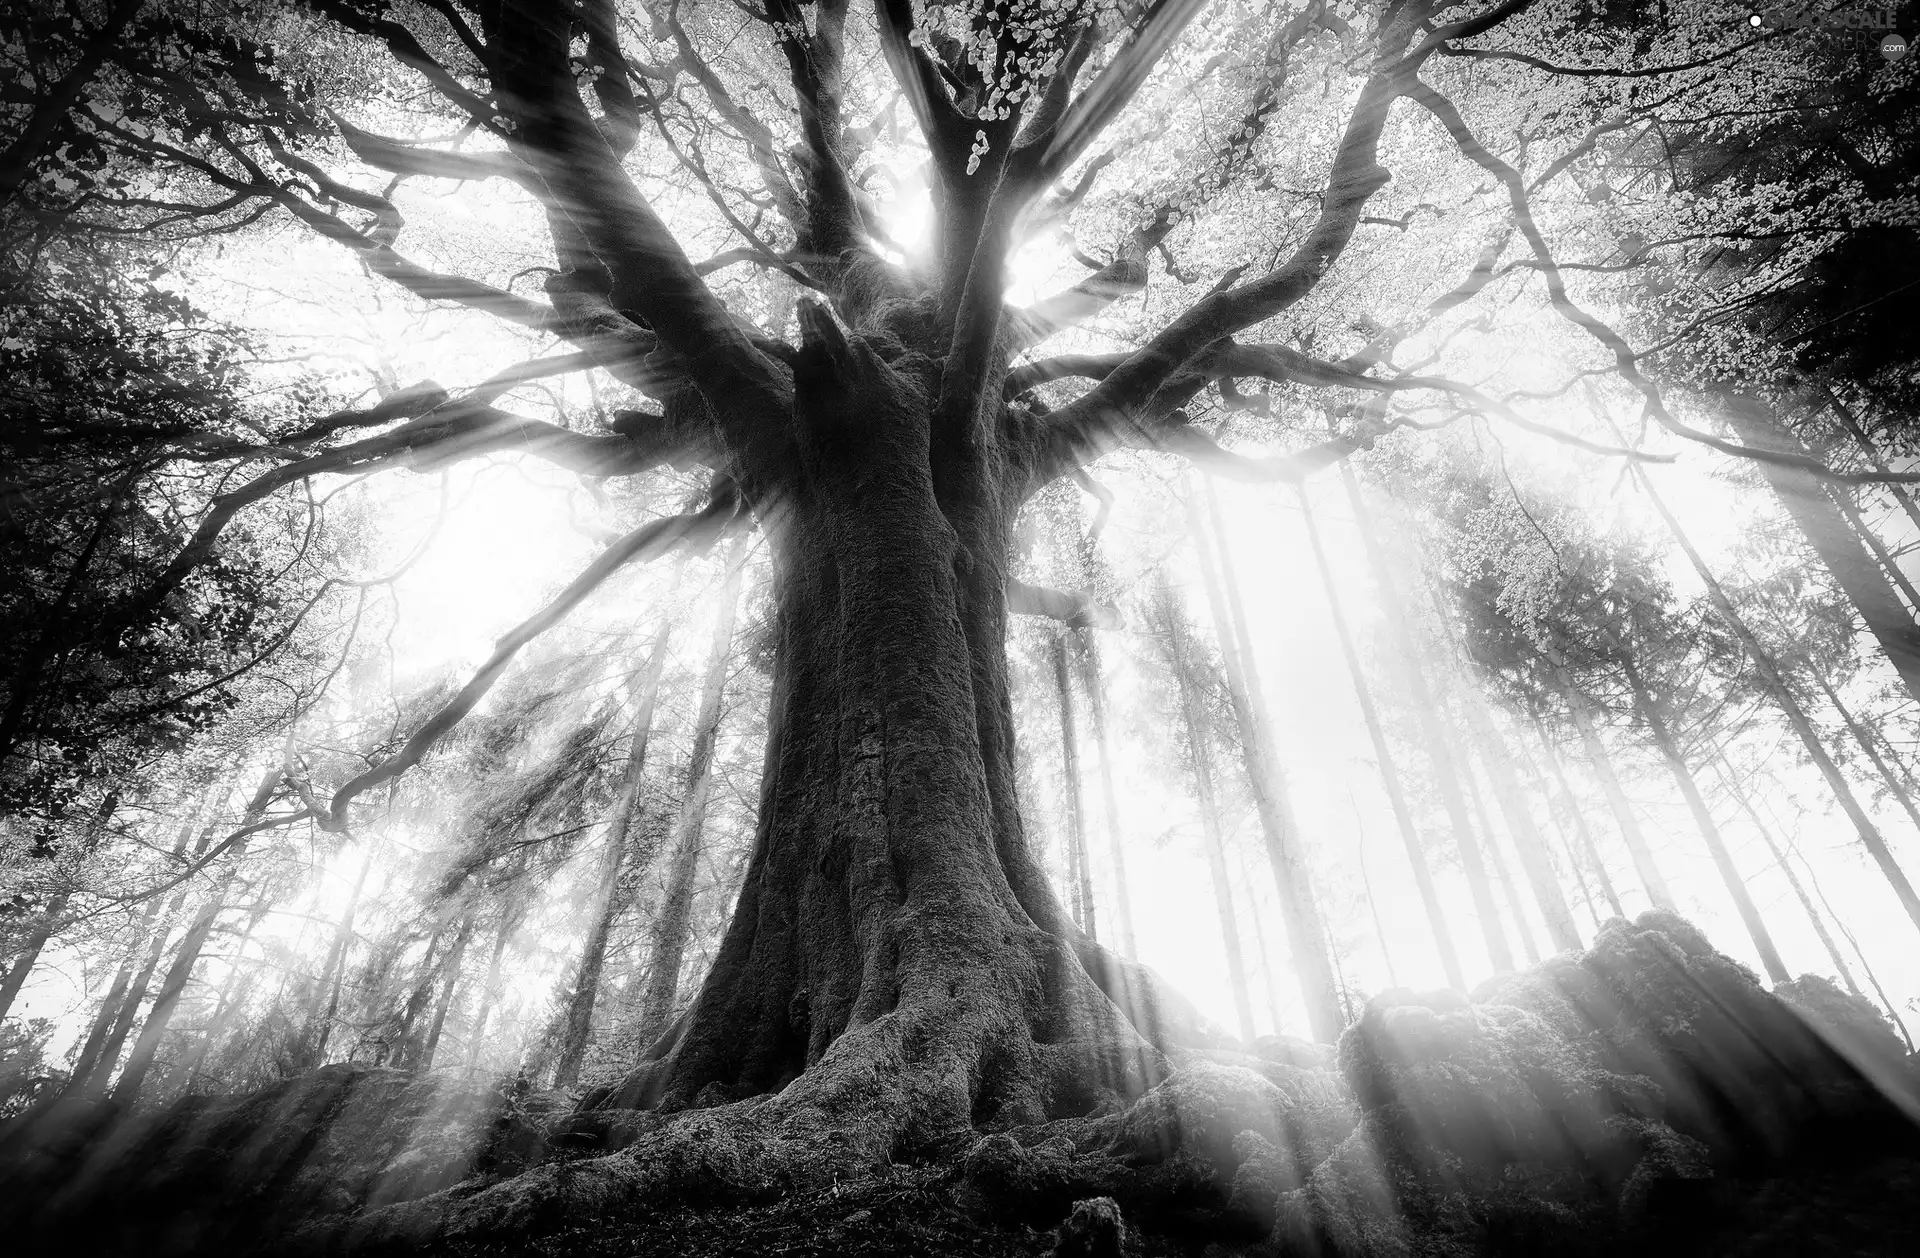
<box><xmin>1008</xmin><ymin>579</ymin><xmax>1124</xmax><ymax>629</ymax></box>
<box><xmin>325</xmin><ymin>488</ymin><xmax>746</xmax><ymax>829</ymax></box>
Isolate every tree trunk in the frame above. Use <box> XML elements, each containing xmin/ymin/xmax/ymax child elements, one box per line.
<box><xmin>1560</xmin><ymin>681</ymin><xmax>1676</xmax><ymax>910</ymax></box>
<box><xmin>1719</xmin><ymin>395</ymin><xmax>1920</xmax><ymax>709</ymax></box>
<box><xmin>1714</xmin><ymin>759</ymin><xmax>1860</xmax><ymax>996</ymax></box>
<box><xmin>1049</xmin><ymin>631</ymin><xmax>1098</xmax><ymax>941</ymax></box>
<box><xmin>1157</xmin><ymin>577</ymin><xmax>1259</xmax><ymax>1044</ymax></box>
<box><xmin>1618</xmin><ymin>659</ymin><xmax>1790</xmax><ymax>984</ymax></box>
<box><xmin>631</xmin><ymin>536</ymin><xmax>751</xmax><ymax>1046</ymax></box>
<box><xmin>0</xmin><ymin>794</ymin><xmax>117</xmax><ymax>1021</ymax></box>
<box><xmin>465</xmin><ymin>900</ymin><xmax>527</xmax><ymax>1071</ymax></box>
<box><xmin>553</xmin><ymin>621</ymin><xmax>675</xmax><ymax>1089</ymax></box>
<box><xmin>111</xmin><ymin>767</ymin><xmax>280</xmax><ymax>1104</ymax></box>
<box><xmin>1822</xmin><ymin>385</ymin><xmax>1920</xmax><ymax>540</ymax></box>
<box><xmin>1805</xmin><ymin>665</ymin><xmax>1920</xmax><ymax>839</ymax></box>
<box><xmin>1526</xmin><ymin>717</ymin><xmax>1627</xmax><ymax>920</ymax></box>
<box><xmin>1627</xmin><ymin>446</ymin><xmax>1920</xmax><ymax>938</ymax></box>
<box><xmin>418</xmin><ymin>915</ymin><xmax>475</xmax><ymax>1070</ymax></box>
<box><xmin>1341</xmin><ymin>463</ymin><xmax>1513</xmax><ymax>974</ymax></box>
<box><xmin>1298</xmin><ymin>483</ymin><xmax>1463</xmax><ymax>987</ymax></box>
<box><xmin>1459</xmin><ymin>699</ymin><xmax>1581</xmax><ymax>952</ymax></box>
<box><xmin>1462</xmin><ymin>753</ymin><xmax>1542</xmax><ymax>965</ymax></box>
<box><xmin>303</xmin><ymin>847</ymin><xmax>374</xmax><ymax>1070</ymax></box>
<box><xmin>585</xmin><ymin>337</ymin><xmax>1208</xmax><ymax>1145</ymax></box>
<box><xmin>1190</xmin><ymin>480</ymin><xmax>1344</xmax><ymax>1040</ymax></box>
<box><xmin>1071</xmin><ymin>628</ymin><xmax>1138</xmax><ymax>960</ymax></box>
<box><xmin>69</xmin><ymin>787</ymin><xmax>226</xmax><ymax>1096</ymax></box>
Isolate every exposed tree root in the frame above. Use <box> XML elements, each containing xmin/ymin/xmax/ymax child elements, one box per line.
<box><xmin>7</xmin><ymin>911</ymin><xmax>1919</xmax><ymax>1258</ymax></box>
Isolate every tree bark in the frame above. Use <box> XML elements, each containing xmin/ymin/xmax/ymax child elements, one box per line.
<box><xmin>1049</xmin><ymin>631</ymin><xmax>1098</xmax><ymax>941</ymax></box>
<box><xmin>111</xmin><ymin>766</ymin><xmax>281</xmax><ymax>1104</ymax></box>
<box><xmin>632</xmin><ymin>536</ymin><xmax>751</xmax><ymax>1046</ymax></box>
<box><xmin>553</xmin><ymin>621</ymin><xmax>675</xmax><ymax>1089</ymax></box>
<box><xmin>1341</xmin><ymin>464</ymin><xmax>1513</xmax><ymax>974</ymax></box>
<box><xmin>1157</xmin><ymin>578</ymin><xmax>1259</xmax><ymax>1044</ymax></box>
<box><xmin>586</xmin><ymin>320</ymin><xmax>1211</xmax><ymax>1142</ymax></box>
<box><xmin>1719</xmin><ymin>395</ymin><xmax>1920</xmax><ymax>710</ymax></box>
<box><xmin>1190</xmin><ymin>480</ymin><xmax>1344</xmax><ymax>1040</ymax></box>
<box><xmin>1618</xmin><ymin>659</ymin><xmax>1790</xmax><ymax>984</ymax></box>
<box><xmin>1298</xmin><ymin>483</ymin><xmax>1464</xmax><ymax>987</ymax></box>
<box><xmin>1071</xmin><ymin>629</ymin><xmax>1138</xmax><ymax>960</ymax></box>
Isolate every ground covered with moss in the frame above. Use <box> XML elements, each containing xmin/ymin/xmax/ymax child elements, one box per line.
<box><xmin>4</xmin><ymin>911</ymin><xmax>1919</xmax><ymax>1256</ymax></box>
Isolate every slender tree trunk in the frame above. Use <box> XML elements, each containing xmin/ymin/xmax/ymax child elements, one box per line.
<box><xmin>1618</xmin><ymin>660</ymin><xmax>1790</xmax><ymax>983</ymax></box>
<box><xmin>418</xmin><ymin>915</ymin><xmax>476</xmax><ymax>1070</ymax></box>
<box><xmin>0</xmin><ymin>794</ymin><xmax>117</xmax><ymax>1020</ymax></box>
<box><xmin>465</xmin><ymin>900</ymin><xmax>526</xmax><ymax>1072</ymax></box>
<box><xmin>69</xmin><ymin>786</ymin><xmax>226</xmax><ymax>1096</ymax></box>
<box><xmin>1072</xmin><ymin>629</ymin><xmax>1138</xmax><ymax>959</ymax></box>
<box><xmin>1822</xmin><ymin>385</ymin><xmax>1920</xmax><ymax>539</ymax></box>
<box><xmin>1625</xmin><ymin>442</ymin><xmax>1920</xmax><ymax>938</ymax></box>
<box><xmin>304</xmin><ymin>847</ymin><xmax>374</xmax><ymax>1070</ymax></box>
<box><xmin>1299</xmin><ymin>483</ymin><xmax>1463</xmax><ymax>987</ymax></box>
<box><xmin>169</xmin><ymin>894</ymin><xmax>276</xmax><ymax>1096</ymax></box>
<box><xmin>1348</xmin><ymin>792</ymin><xmax>1402</xmax><ymax>988</ymax></box>
<box><xmin>1463</xmin><ymin>754</ymin><xmax>1541</xmax><ymax>964</ymax></box>
<box><xmin>1238</xmin><ymin>848</ymin><xmax>1289</xmax><ymax>1035</ymax></box>
<box><xmin>553</xmin><ymin>622</ymin><xmax>675</xmax><ymax>1089</ymax></box>
<box><xmin>1560</xmin><ymin>681</ymin><xmax>1676</xmax><ymax>910</ymax></box>
<box><xmin>1460</xmin><ymin>700</ymin><xmax>1581</xmax><ymax>951</ymax></box>
<box><xmin>1713</xmin><ymin>760</ymin><xmax>1859</xmax><ymax>995</ymax></box>
<box><xmin>633</xmin><ymin>537</ymin><xmax>751</xmax><ymax>1046</ymax></box>
<box><xmin>111</xmin><ymin>767</ymin><xmax>280</xmax><ymax>1104</ymax></box>
<box><xmin>1341</xmin><ymin>464</ymin><xmax>1513</xmax><ymax>974</ymax></box>
<box><xmin>1191</xmin><ymin>481</ymin><xmax>1344</xmax><ymax>1039</ymax></box>
<box><xmin>1527</xmin><ymin>717</ymin><xmax>1626</xmax><ymax>919</ymax></box>
<box><xmin>1805</xmin><ymin>666</ymin><xmax>1920</xmax><ymax>838</ymax></box>
<box><xmin>1049</xmin><ymin>631</ymin><xmax>1098</xmax><ymax>940</ymax></box>
<box><xmin>1159</xmin><ymin>579</ymin><xmax>1259</xmax><ymax>1043</ymax></box>
<box><xmin>1719</xmin><ymin>395</ymin><xmax>1920</xmax><ymax>709</ymax></box>
<box><xmin>1794</xmin><ymin>839</ymin><xmax>1914</xmax><ymax>1050</ymax></box>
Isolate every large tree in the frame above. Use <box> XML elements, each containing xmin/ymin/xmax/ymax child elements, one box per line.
<box><xmin>16</xmin><ymin>0</ymin><xmax>1920</xmax><ymax>1233</ymax></box>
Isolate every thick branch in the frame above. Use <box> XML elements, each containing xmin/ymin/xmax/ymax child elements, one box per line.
<box><xmin>1008</xmin><ymin>580</ymin><xmax>1124</xmax><ymax>630</ymax></box>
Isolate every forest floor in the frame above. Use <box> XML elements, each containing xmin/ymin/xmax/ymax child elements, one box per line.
<box><xmin>7</xmin><ymin>912</ymin><xmax>1920</xmax><ymax>1257</ymax></box>
<box><xmin>435</xmin><ymin>1153</ymin><xmax>1920</xmax><ymax>1257</ymax></box>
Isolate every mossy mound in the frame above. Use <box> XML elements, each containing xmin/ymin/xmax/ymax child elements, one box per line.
<box><xmin>0</xmin><ymin>1064</ymin><xmax>557</xmax><ymax>1254</ymax></box>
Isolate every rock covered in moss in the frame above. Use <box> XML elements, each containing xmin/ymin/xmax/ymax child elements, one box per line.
<box><xmin>1051</xmin><ymin>1194</ymin><xmax>1127</xmax><ymax>1257</ymax></box>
